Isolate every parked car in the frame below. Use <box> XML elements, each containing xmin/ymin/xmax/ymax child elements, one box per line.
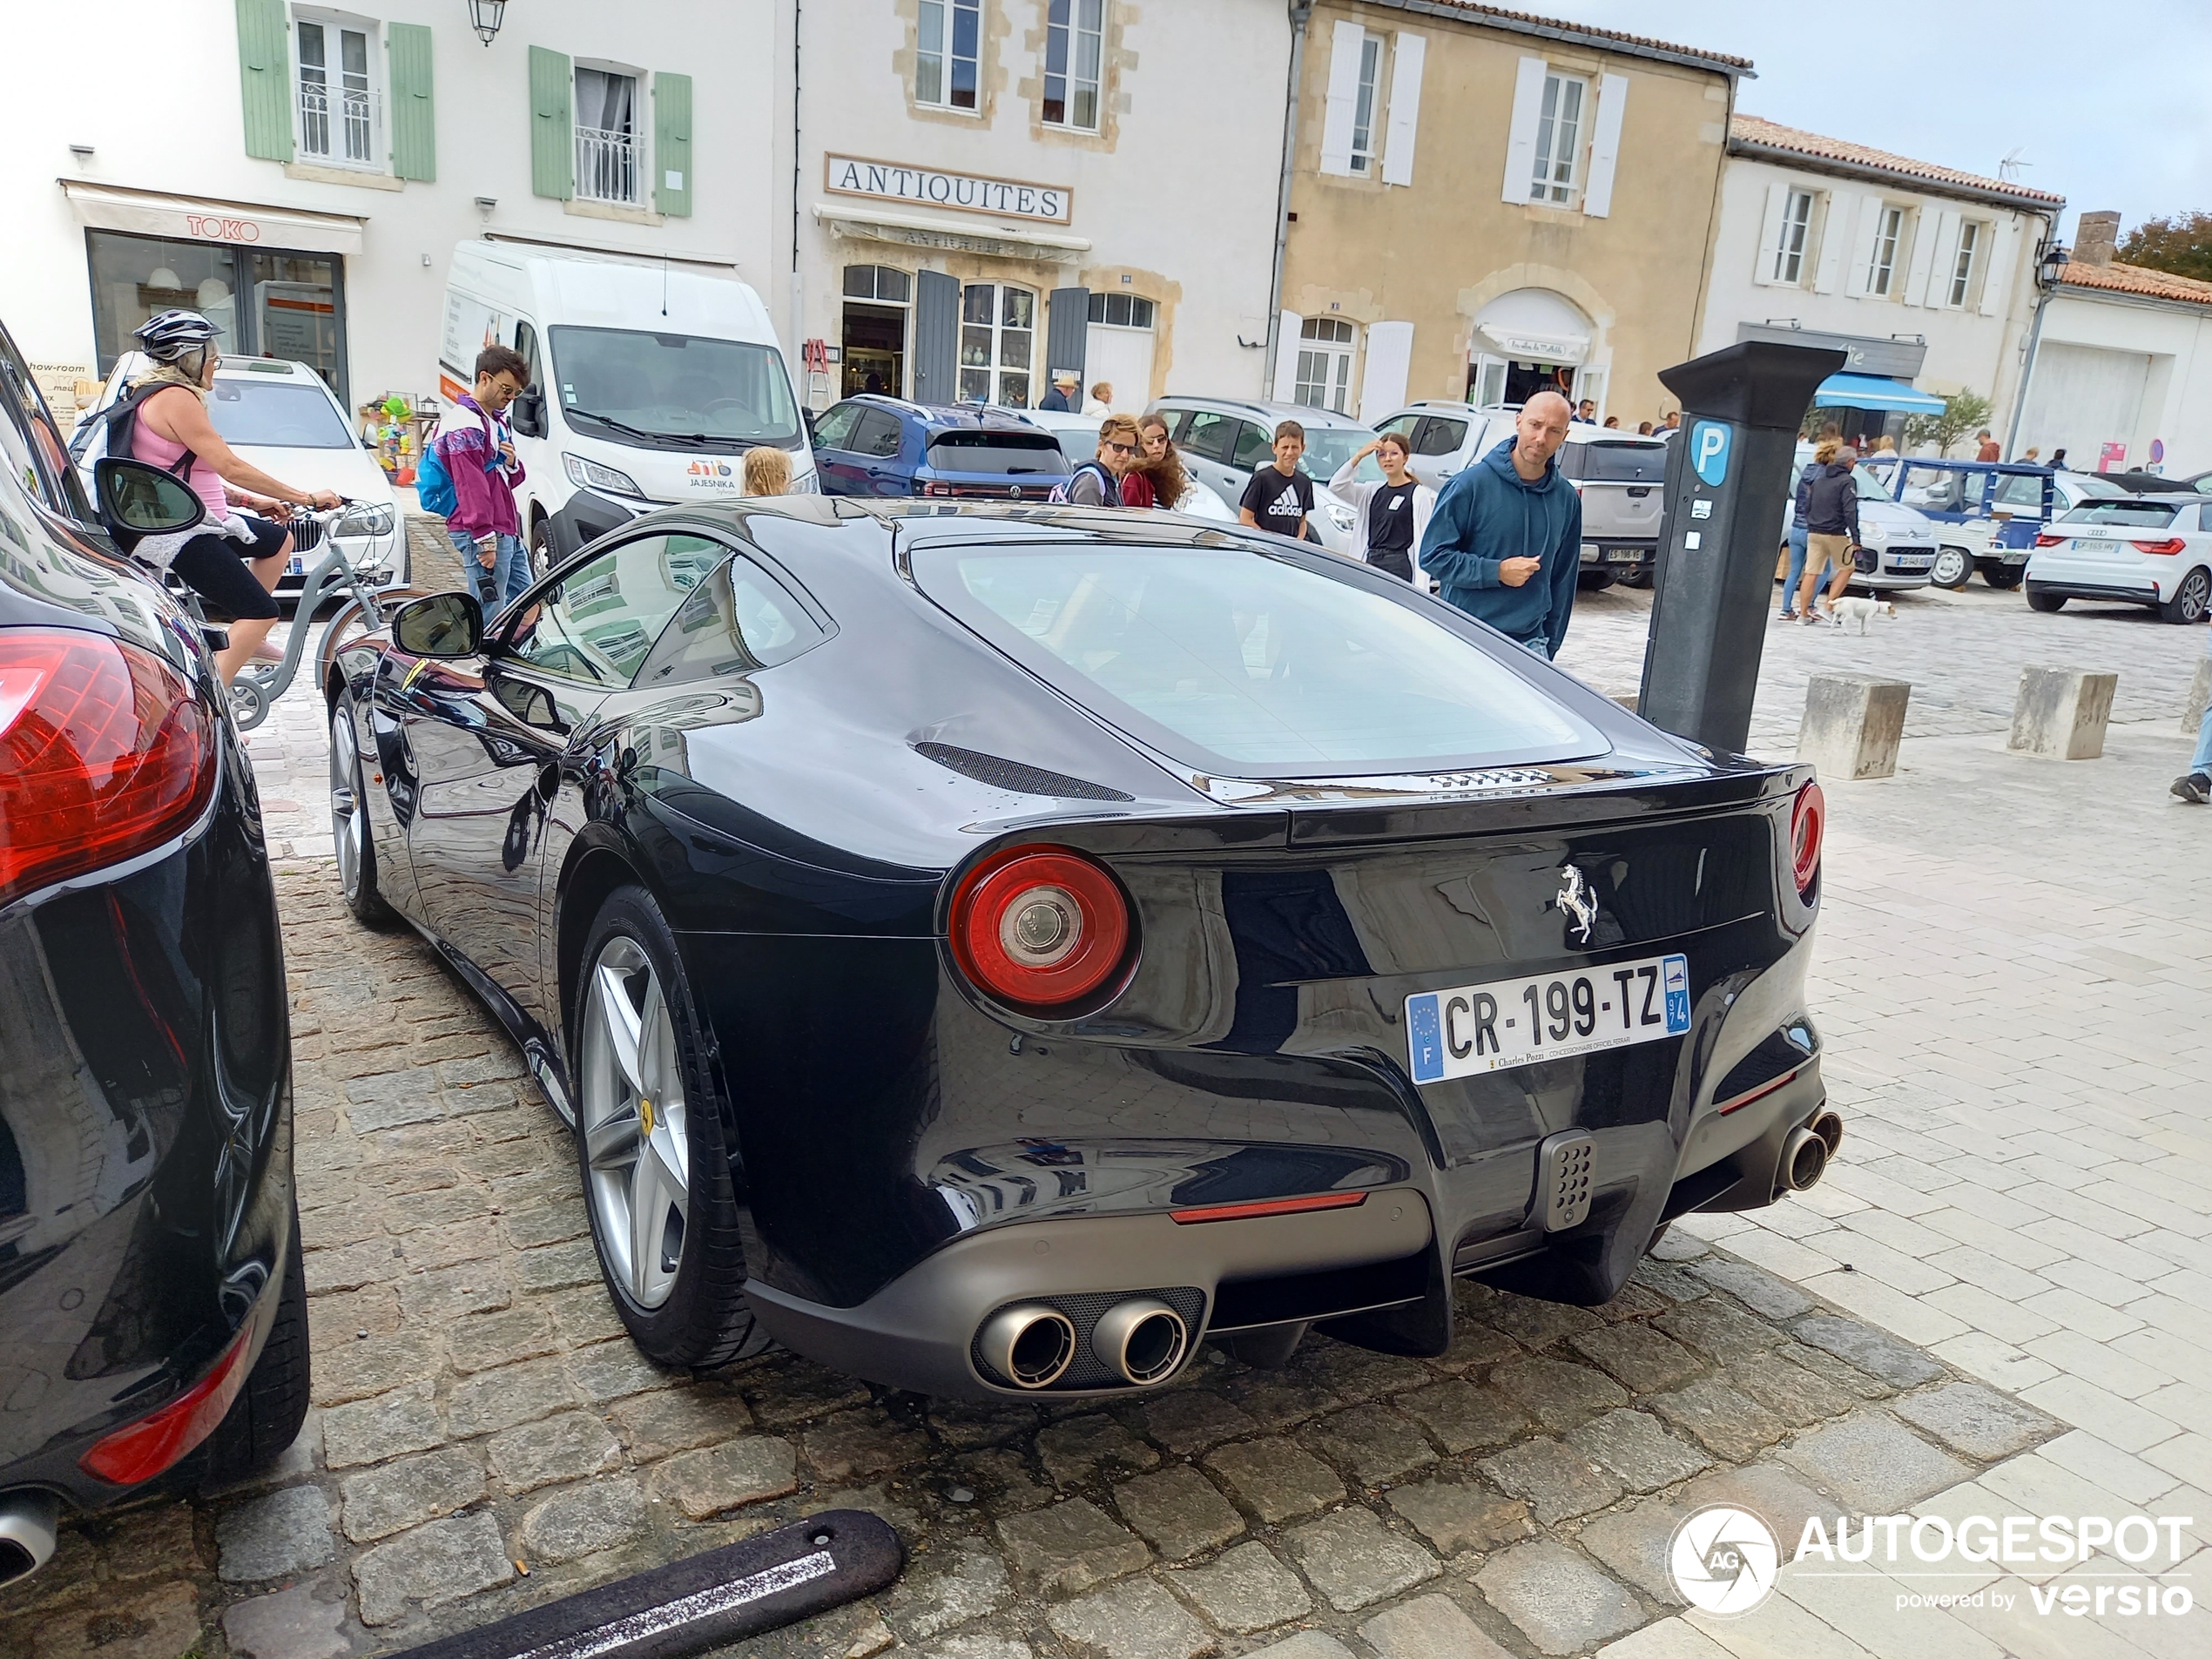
<box><xmin>1371</xmin><ymin>402</ymin><xmax>1668</xmax><ymax>587</ymax></box>
<box><xmin>1144</xmin><ymin>396</ymin><xmax>1376</xmax><ymax>555</ymax></box>
<box><xmin>71</xmin><ymin>352</ymin><xmax>405</xmax><ymax>604</ymax></box>
<box><xmin>325</xmin><ymin>497</ymin><xmax>1838</xmax><ymax>1401</ymax></box>
<box><xmin>2026</xmin><ymin>494</ymin><xmax>2212</xmax><ymax>623</ymax></box>
<box><xmin>813</xmin><ymin>396</ymin><xmax>1070</xmax><ymax>501</ymax></box>
<box><xmin>0</xmin><ymin>320</ymin><xmax>305</xmax><ymax>1584</ymax></box>
<box><xmin>1856</xmin><ymin>458</ymin><xmax>2129</xmax><ymax>590</ymax></box>
<box><xmin>1016</xmin><ymin>408</ymin><xmax>1236</xmax><ymax>521</ymax></box>
<box><xmin>1781</xmin><ymin>445</ymin><xmax>1940</xmax><ymax>595</ymax></box>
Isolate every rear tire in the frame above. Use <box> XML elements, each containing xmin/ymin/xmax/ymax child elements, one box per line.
<box><xmin>2027</xmin><ymin>590</ymin><xmax>2067</xmax><ymax>613</ymax></box>
<box><xmin>331</xmin><ymin>693</ymin><xmax>394</xmax><ymax>927</ymax></box>
<box><xmin>2159</xmin><ymin>567</ymin><xmax>2211</xmax><ymax>624</ymax></box>
<box><xmin>573</xmin><ymin>885</ymin><xmax>772</xmax><ymax>1370</ymax></box>
<box><xmin>1930</xmin><ymin>546</ymin><xmax>1973</xmax><ymax>589</ymax></box>
<box><xmin>194</xmin><ymin>1210</ymin><xmax>311</xmax><ymax>1489</ymax></box>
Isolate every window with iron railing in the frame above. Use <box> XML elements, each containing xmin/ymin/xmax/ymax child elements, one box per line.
<box><xmin>296</xmin><ymin>17</ymin><xmax>378</xmax><ymax>167</ymax></box>
<box><xmin>574</xmin><ymin>66</ymin><xmax>641</xmax><ymax>204</ymax></box>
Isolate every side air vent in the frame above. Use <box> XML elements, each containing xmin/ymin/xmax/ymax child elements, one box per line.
<box><xmin>915</xmin><ymin>743</ymin><xmax>1135</xmax><ymax>802</ymax></box>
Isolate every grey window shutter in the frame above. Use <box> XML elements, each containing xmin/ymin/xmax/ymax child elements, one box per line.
<box><xmin>1047</xmin><ymin>287</ymin><xmax>1090</xmax><ymax>387</ymax></box>
<box><xmin>913</xmin><ymin>271</ymin><xmax>960</xmax><ymax>405</ymax></box>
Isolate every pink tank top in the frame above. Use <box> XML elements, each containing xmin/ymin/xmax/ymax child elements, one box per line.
<box><xmin>132</xmin><ymin>388</ymin><xmax>232</xmax><ymax>523</ymax></box>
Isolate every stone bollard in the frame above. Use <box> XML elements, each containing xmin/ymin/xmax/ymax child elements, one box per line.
<box><xmin>2007</xmin><ymin>666</ymin><xmax>2117</xmax><ymax>759</ymax></box>
<box><xmin>2183</xmin><ymin>653</ymin><xmax>2210</xmax><ymax>736</ymax></box>
<box><xmin>1797</xmin><ymin>674</ymin><xmax>1911</xmax><ymax>781</ymax></box>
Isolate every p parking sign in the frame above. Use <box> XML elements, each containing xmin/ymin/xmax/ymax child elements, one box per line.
<box><xmin>1691</xmin><ymin>421</ymin><xmax>1731</xmax><ymax>487</ymax></box>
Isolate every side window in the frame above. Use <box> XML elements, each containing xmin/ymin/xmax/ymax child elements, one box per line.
<box><xmin>812</xmin><ymin>402</ymin><xmax>862</xmax><ymax>451</ymax></box>
<box><xmin>854</xmin><ymin>410</ymin><xmax>905</xmax><ymax>459</ymax></box>
<box><xmin>1156</xmin><ymin>408</ymin><xmax>1192</xmax><ymax>442</ymax></box>
<box><xmin>513</xmin><ymin>320</ymin><xmax>543</xmax><ymax>390</ymax></box>
<box><xmin>1231</xmin><ymin>421</ymin><xmax>1277</xmax><ymax>469</ymax></box>
<box><xmin>1179</xmin><ymin>411</ymin><xmax>1235</xmax><ymax>463</ymax></box>
<box><xmin>2198</xmin><ymin>502</ymin><xmax>2212</xmax><ymax>533</ymax></box>
<box><xmin>1376</xmin><ymin>412</ymin><xmax>1420</xmax><ymax>442</ymax></box>
<box><xmin>1413</xmin><ymin>415</ymin><xmax>1468</xmax><ymax>457</ymax></box>
<box><xmin>637</xmin><ymin>551</ymin><xmax>831</xmax><ymax>686</ymax></box>
<box><xmin>502</xmin><ymin>533</ymin><xmax>703</xmax><ymax>686</ymax></box>
<box><xmin>1993</xmin><ymin>473</ymin><xmax>2040</xmax><ymax>511</ymax></box>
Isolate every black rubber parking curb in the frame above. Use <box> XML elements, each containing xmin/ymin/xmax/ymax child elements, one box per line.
<box><xmin>386</xmin><ymin>1510</ymin><xmax>902</xmax><ymax>1659</ymax></box>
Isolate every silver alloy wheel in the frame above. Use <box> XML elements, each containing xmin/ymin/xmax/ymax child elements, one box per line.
<box><xmin>329</xmin><ymin>706</ymin><xmax>364</xmax><ymax>901</ymax></box>
<box><xmin>579</xmin><ymin>935</ymin><xmax>691</xmax><ymax>1311</ymax></box>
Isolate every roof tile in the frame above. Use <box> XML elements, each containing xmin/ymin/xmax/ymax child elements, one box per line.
<box><xmin>1419</xmin><ymin>3</ymin><xmax>1751</xmax><ymax>71</ymax></box>
<box><xmin>2060</xmin><ymin>260</ymin><xmax>2212</xmax><ymax>309</ymax></box>
<box><xmin>1729</xmin><ymin>114</ymin><xmax>2065</xmax><ymax>206</ymax></box>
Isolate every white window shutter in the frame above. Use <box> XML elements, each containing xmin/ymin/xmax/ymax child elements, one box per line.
<box><xmin>1979</xmin><ymin>217</ymin><xmax>2022</xmax><ymax>317</ymax></box>
<box><xmin>1754</xmin><ymin>183</ymin><xmax>1789</xmax><ymax>287</ymax></box>
<box><xmin>1272</xmin><ymin>311</ymin><xmax>1305</xmax><ymax>401</ymax></box>
<box><xmin>1380</xmin><ymin>32</ymin><xmax>1425</xmax><ymax>187</ymax></box>
<box><xmin>1845</xmin><ymin>200</ymin><xmax>1884</xmax><ymax>297</ymax></box>
<box><xmin>1358</xmin><ymin>321</ymin><xmax>1415</xmax><ymax>421</ymax></box>
<box><xmin>1581</xmin><ymin>73</ymin><xmax>1628</xmax><ymax>219</ymax></box>
<box><xmin>1318</xmin><ymin>21</ymin><xmax>1363</xmax><ymax>177</ymax></box>
<box><xmin>1925</xmin><ymin>208</ymin><xmax>1962</xmax><ymax>307</ymax></box>
<box><xmin>1501</xmin><ymin>56</ymin><xmax>1547</xmax><ymax>205</ymax></box>
<box><xmin>1812</xmin><ymin>192</ymin><xmax>1852</xmax><ymax>293</ymax></box>
<box><xmin>1901</xmin><ymin>212</ymin><xmax>1939</xmax><ymax>307</ymax></box>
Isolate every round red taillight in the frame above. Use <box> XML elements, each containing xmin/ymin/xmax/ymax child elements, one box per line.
<box><xmin>950</xmin><ymin>846</ymin><xmax>1132</xmax><ymax>1011</ymax></box>
<box><xmin>1791</xmin><ymin>781</ymin><xmax>1824</xmax><ymax>901</ymax></box>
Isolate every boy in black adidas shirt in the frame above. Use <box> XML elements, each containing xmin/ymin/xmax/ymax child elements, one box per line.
<box><xmin>1238</xmin><ymin>420</ymin><xmax>1317</xmax><ymax>542</ymax></box>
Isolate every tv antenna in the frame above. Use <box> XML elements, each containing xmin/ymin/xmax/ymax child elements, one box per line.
<box><xmin>1998</xmin><ymin>146</ymin><xmax>2032</xmax><ymax>181</ymax></box>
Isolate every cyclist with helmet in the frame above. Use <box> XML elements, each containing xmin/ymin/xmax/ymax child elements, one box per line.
<box><xmin>117</xmin><ymin>310</ymin><xmax>339</xmax><ymax>684</ymax></box>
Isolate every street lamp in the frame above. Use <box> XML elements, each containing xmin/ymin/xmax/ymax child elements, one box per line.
<box><xmin>465</xmin><ymin>0</ymin><xmax>506</xmax><ymax>46</ymax></box>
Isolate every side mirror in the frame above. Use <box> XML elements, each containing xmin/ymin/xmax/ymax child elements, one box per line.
<box><xmin>391</xmin><ymin>590</ymin><xmax>483</xmax><ymax>658</ymax></box>
<box><xmin>802</xmin><ymin>407</ymin><xmax>819</xmax><ymax>442</ymax></box>
<box><xmin>510</xmin><ymin>390</ymin><xmax>547</xmax><ymax>441</ymax></box>
<box><xmin>94</xmin><ymin>458</ymin><xmax>206</xmax><ymax>539</ymax></box>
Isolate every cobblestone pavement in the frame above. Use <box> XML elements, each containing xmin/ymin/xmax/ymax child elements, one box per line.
<box><xmin>13</xmin><ymin>523</ymin><xmax>2206</xmax><ymax>1656</ymax></box>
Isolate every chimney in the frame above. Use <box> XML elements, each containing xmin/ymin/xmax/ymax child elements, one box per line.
<box><xmin>2074</xmin><ymin>211</ymin><xmax>2121</xmax><ymax>267</ymax></box>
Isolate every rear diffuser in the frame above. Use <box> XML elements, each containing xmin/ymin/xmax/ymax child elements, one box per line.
<box><xmin>388</xmin><ymin>1510</ymin><xmax>902</xmax><ymax>1659</ymax></box>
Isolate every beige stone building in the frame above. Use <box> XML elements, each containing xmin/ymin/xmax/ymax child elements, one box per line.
<box><xmin>1273</xmin><ymin>2</ymin><xmax>1749</xmax><ymax>427</ymax></box>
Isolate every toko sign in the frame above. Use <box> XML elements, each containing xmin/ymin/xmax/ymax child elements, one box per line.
<box><xmin>825</xmin><ymin>155</ymin><xmax>1072</xmax><ymax>223</ymax></box>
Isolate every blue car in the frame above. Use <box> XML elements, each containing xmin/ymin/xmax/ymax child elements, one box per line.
<box><xmin>811</xmin><ymin>395</ymin><xmax>1071</xmax><ymax>501</ymax></box>
<box><xmin>1858</xmin><ymin>457</ymin><xmax>2129</xmax><ymax>590</ymax></box>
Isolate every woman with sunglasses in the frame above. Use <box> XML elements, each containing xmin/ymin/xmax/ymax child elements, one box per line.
<box><xmin>1120</xmin><ymin>414</ymin><xmax>1192</xmax><ymax>510</ymax></box>
<box><xmin>1064</xmin><ymin>415</ymin><xmax>1143</xmax><ymax>506</ymax></box>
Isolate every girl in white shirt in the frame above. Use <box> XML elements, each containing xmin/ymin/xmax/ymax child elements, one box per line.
<box><xmin>1328</xmin><ymin>432</ymin><xmax>1435</xmax><ymax>583</ymax></box>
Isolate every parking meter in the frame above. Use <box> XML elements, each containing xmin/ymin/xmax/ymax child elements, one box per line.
<box><xmin>1636</xmin><ymin>341</ymin><xmax>1846</xmax><ymax>755</ymax></box>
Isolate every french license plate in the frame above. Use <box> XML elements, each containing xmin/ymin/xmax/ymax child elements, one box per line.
<box><xmin>1406</xmin><ymin>953</ymin><xmax>1691</xmax><ymax>1083</ymax></box>
<box><xmin>1606</xmin><ymin>548</ymin><xmax>1642</xmax><ymax>563</ymax></box>
<box><xmin>287</xmin><ymin>556</ymin><xmax>306</xmax><ymax>576</ymax></box>
<box><xmin>1892</xmin><ymin>555</ymin><xmax>1933</xmax><ymax>570</ymax></box>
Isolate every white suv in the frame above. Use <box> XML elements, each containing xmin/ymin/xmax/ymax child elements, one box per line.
<box><xmin>2027</xmin><ymin>493</ymin><xmax>2212</xmax><ymax>624</ymax></box>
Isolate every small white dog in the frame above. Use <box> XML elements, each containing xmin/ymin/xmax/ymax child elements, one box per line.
<box><xmin>1830</xmin><ymin>596</ymin><xmax>1897</xmax><ymax>635</ymax></box>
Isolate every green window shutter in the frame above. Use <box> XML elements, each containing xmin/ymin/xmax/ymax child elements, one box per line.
<box><xmin>388</xmin><ymin>24</ymin><xmax>435</xmax><ymax>181</ymax></box>
<box><xmin>235</xmin><ymin>0</ymin><xmax>293</xmax><ymax>162</ymax></box>
<box><xmin>653</xmin><ymin>72</ymin><xmax>693</xmax><ymax>217</ymax></box>
<box><xmin>529</xmin><ymin>46</ymin><xmax>573</xmax><ymax>200</ymax></box>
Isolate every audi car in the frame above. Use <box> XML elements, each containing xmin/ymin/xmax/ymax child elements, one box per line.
<box><xmin>0</xmin><ymin>323</ymin><xmax>305</xmax><ymax>1585</ymax></box>
<box><xmin>324</xmin><ymin>496</ymin><xmax>1837</xmax><ymax>1401</ymax></box>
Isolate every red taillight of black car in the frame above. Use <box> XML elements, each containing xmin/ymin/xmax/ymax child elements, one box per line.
<box><xmin>1791</xmin><ymin>780</ymin><xmax>1825</xmax><ymax>902</ymax></box>
<box><xmin>78</xmin><ymin>1317</ymin><xmax>255</xmax><ymax>1485</ymax></box>
<box><xmin>950</xmin><ymin>846</ymin><xmax>1133</xmax><ymax>1011</ymax></box>
<box><xmin>0</xmin><ymin>631</ymin><xmax>215</xmax><ymax>908</ymax></box>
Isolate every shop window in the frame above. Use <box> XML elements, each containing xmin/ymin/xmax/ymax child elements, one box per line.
<box><xmin>1293</xmin><ymin>316</ymin><xmax>1356</xmax><ymax>415</ymax></box>
<box><xmin>1530</xmin><ymin>71</ymin><xmax>1587</xmax><ymax>206</ymax></box>
<box><xmin>842</xmin><ymin>266</ymin><xmax>911</xmax><ymax>397</ymax></box>
<box><xmin>959</xmin><ymin>283</ymin><xmax>1035</xmax><ymax>408</ymax></box>
<box><xmin>1086</xmin><ymin>292</ymin><xmax>1154</xmax><ymax>329</ymax></box>
<box><xmin>295</xmin><ymin>10</ymin><xmax>380</xmax><ymax>169</ymax></box>
<box><xmin>1043</xmin><ymin>0</ymin><xmax>1104</xmax><ymax>131</ymax></box>
<box><xmin>575</xmin><ymin>65</ymin><xmax>641</xmax><ymax>204</ymax></box>
<box><xmin>843</xmin><ymin>265</ymin><xmax>913</xmax><ymax>304</ymax></box>
<box><xmin>917</xmin><ymin>0</ymin><xmax>981</xmax><ymax>112</ymax></box>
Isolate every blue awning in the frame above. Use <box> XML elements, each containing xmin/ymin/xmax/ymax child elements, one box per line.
<box><xmin>1814</xmin><ymin>373</ymin><xmax>1946</xmax><ymax>415</ymax></box>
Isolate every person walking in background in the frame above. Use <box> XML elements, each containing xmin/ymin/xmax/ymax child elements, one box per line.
<box><xmin>1602</xmin><ymin>415</ymin><xmax>1621</xmax><ymax>429</ymax></box>
<box><xmin>1239</xmin><ymin>421</ymin><xmax>1318</xmax><ymax>542</ymax></box>
<box><xmin>1416</xmin><ymin>391</ymin><xmax>1581</xmax><ymax>658</ymax></box>
<box><xmin>1781</xmin><ymin>438</ymin><xmax>1839</xmax><ymax>620</ymax></box>
<box><xmin>1039</xmin><ymin>370</ymin><xmax>1080</xmax><ymax>412</ymax></box>
<box><xmin>742</xmin><ymin>446</ymin><xmax>792</xmax><ymax>496</ymax></box>
<box><xmin>2050</xmin><ymin>448</ymin><xmax>2070</xmax><ymax>470</ymax></box>
<box><xmin>1082</xmin><ymin>382</ymin><xmax>1113</xmax><ymax>417</ymax></box>
<box><xmin>1636</xmin><ymin>421</ymin><xmax>1654</xmax><ymax>435</ymax></box>
<box><xmin>1796</xmin><ymin>442</ymin><xmax>1862</xmax><ymax>624</ymax></box>
<box><xmin>1574</xmin><ymin>399</ymin><xmax>1598</xmax><ymax>425</ymax></box>
<box><xmin>1660</xmin><ymin>411</ymin><xmax>1682</xmax><ymax>435</ymax></box>
<box><xmin>2174</xmin><ymin>632</ymin><xmax>2212</xmax><ymax>803</ymax></box>
<box><xmin>1122</xmin><ymin>415</ymin><xmax>1190</xmax><ymax>509</ymax></box>
<box><xmin>1329</xmin><ymin>433</ymin><xmax>1435</xmax><ymax>583</ymax></box>
<box><xmin>2023</xmin><ymin>446</ymin><xmax>2042</xmax><ymax>466</ymax></box>
<box><xmin>1065</xmin><ymin>415</ymin><xmax>1140</xmax><ymax>505</ymax></box>
<box><xmin>1976</xmin><ymin>429</ymin><xmax>2001</xmax><ymax>462</ymax></box>
<box><xmin>432</xmin><ymin>344</ymin><xmax>532</xmax><ymax>618</ymax></box>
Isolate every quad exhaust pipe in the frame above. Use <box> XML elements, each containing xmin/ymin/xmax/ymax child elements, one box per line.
<box><xmin>1781</xmin><ymin>1110</ymin><xmax>1844</xmax><ymax>1194</ymax></box>
<box><xmin>0</xmin><ymin>1490</ymin><xmax>59</xmax><ymax>1588</ymax></box>
<box><xmin>977</xmin><ymin>1297</ymin><xmax>1191</xmax><ymax>1390</ymax></box>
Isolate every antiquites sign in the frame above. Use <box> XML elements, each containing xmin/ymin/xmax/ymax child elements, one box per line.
<box><xmin>824</xmin><ymin>155</ymin><xmax>1072</xmax><ymax>224</ymax></box>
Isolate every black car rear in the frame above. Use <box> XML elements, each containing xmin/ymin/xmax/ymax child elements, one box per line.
<box><xmin>0</xmin><ymin>324</ymin><xmax>304</xmax><ymax>1583</ymax></box>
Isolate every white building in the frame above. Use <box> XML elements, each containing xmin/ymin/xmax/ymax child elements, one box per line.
<box><xmin>1698</xmin><ymin>117</ymin><xmax>2063</xmax><ymax>442</ymax></box>
<box><xmin>788</xmin><ymin>1</ymin><xmax>1288</xmax><ymax>415</ymax></box>
<box><xmin>2014</xmin><ymin>212</ymin><xmax>2212</xmax><ymax>476</ymax></box>
<box><xmin>0</xmin><ymin>0</ymin><xmax>789</xmax><ymax>421</ymax></box>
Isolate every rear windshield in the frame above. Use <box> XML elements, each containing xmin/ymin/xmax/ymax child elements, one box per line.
<box><xmin>2059</xmin><ymin>498</ymin><xmax>2183</xmax><ymax>527</ymax></box>
<box><xmin>1561</xmin><ymin>441</ymin><xmax>1665</xmax><ymax>483</ymax></box>
<box><xmin>926</xmin><ymin>432</ymin><xmax>1070</xmax><ymax>476</ymax></box>
<box><xmin>207</xmin><ymin>379</ymin><xmax>355</xmax><ymax>448</ymax></box>
<box><xmin>913</xmin><ymin>543</ymin><xmax>1602</xmax><ymax>776</ymax></box>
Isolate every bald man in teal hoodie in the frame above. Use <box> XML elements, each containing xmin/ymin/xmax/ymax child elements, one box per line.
<box><xmin>1417</xmin><ymin>391</ymin><xmax>1583</xmax><ymax>659</ymax></box>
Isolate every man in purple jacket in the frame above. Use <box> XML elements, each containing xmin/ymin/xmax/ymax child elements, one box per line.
<box><xmin>435</xmin><ymin>345</ymin><xmax>532</xmax><ymax>616</ymax></box>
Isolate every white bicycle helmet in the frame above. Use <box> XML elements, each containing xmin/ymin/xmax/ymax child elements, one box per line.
<box><xmin>132</xmin><ymin>309</ymin><xmax>224</xmax><ymax>363</ymax></box>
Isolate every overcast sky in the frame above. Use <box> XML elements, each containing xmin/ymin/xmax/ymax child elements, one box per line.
<box><xmin>1552</xmin><ymin>0</ymin><xmax>2210</xmax><ymax>240</ymax></box>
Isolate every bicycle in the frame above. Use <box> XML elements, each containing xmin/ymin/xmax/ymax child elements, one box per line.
<box><xmin>171</xmin><ymin>500</ymin><xmax>431</xmax><ymax>732</ymax></box>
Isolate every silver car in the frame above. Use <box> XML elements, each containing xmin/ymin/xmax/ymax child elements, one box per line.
<box><xmin>1145</xmin><ymin>396</ymin><xmax>1375</xmax><ymax>556</ymax></box>
<box><xmin>1784</xmin><ymin>445</ymin><xmax>1938</xmax><ymax>594</ymax></box>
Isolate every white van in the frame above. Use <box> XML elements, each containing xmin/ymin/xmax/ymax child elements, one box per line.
<box><xmin>440</xmin><ymin>244</ymin><xmax>813</xmax><ymax>569</ymax></box>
